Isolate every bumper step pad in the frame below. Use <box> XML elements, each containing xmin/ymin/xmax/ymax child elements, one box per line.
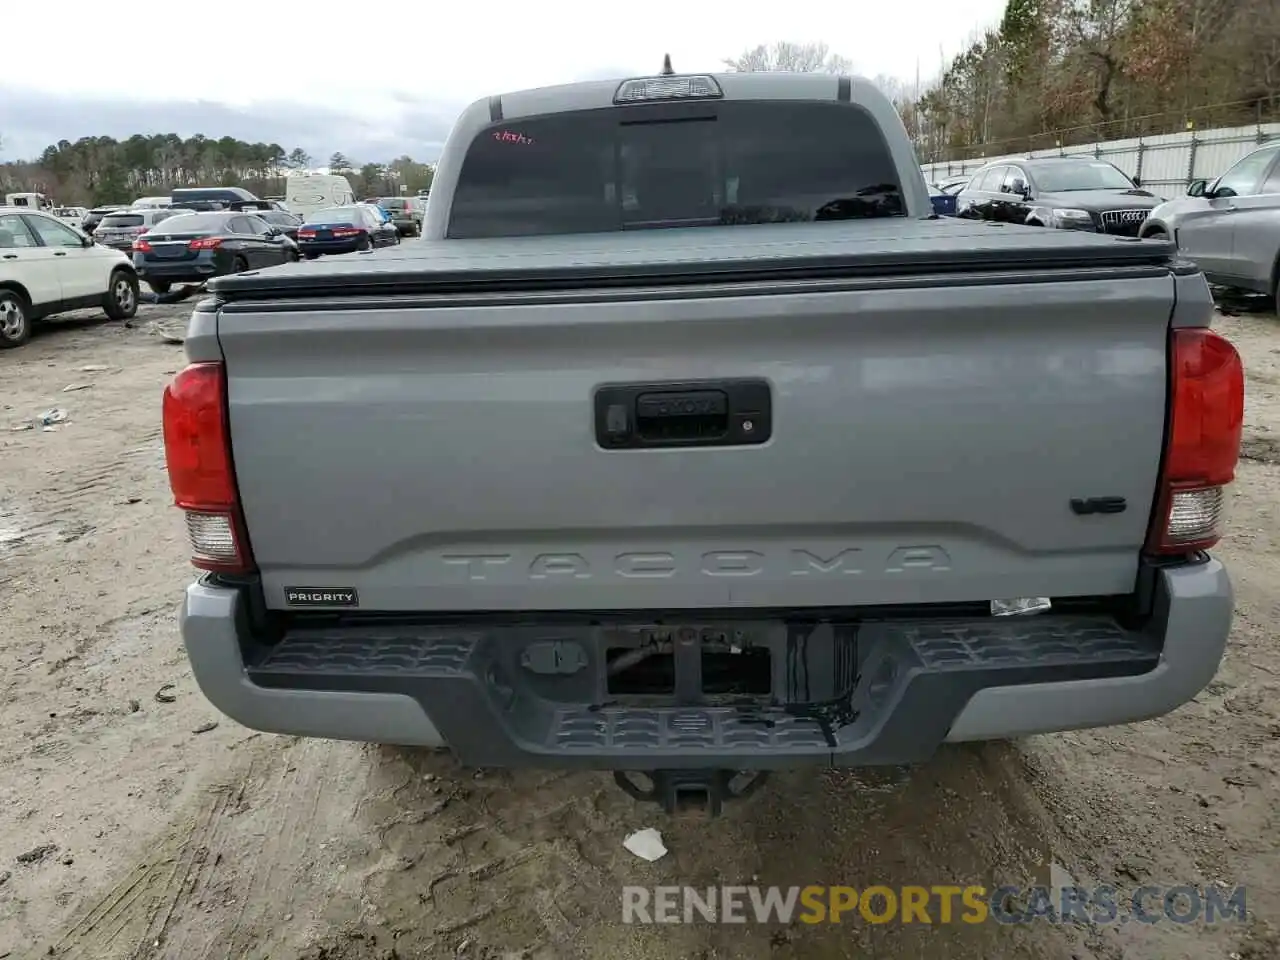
<box><xmin>248</xmin><ymin>616</ymin><xmax>1158</xmax><ymax>769</ymax></box>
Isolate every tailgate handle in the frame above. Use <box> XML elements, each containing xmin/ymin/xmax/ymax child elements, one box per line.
<box><xmin>595</xmin><ymin>379</ymin><xmax>772</xmax><ymax>449</ymax></box>
<box><xmin>636</xmin><ymin>391</ymin><xmax>728</xmax><ymax>443</ymax></box>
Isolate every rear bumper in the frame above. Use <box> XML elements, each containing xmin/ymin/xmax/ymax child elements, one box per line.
<box><xmin>298</xmin><ymin>239</ymin><xmax>362</xmax><ymax>255</ymax></box>
<box><xmin>180</xmin><ymin>560</ymin><xmax>1232</xmax><ymax>768</ymax></box>
<box><xmin>135</xmin><ymin>258</ymin><xmax>218</xmax><ymax>283</ymax></box>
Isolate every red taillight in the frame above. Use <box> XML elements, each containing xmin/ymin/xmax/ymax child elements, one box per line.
<box><xmin>162</xmin><ymin>362</ymin><xmax>255</xmax><ymax>573</ymax></box>
<box><xmin>189</xmin><ymin>237</ymin><xmax>223</xmax><ymax>250</ymax></box>
<box><xmin>298</xmin><ymin>229</ymin><xmax>316</xmax><ymax>239</ymax></box>
<box><xmin>332</xmin><ymin>227</ymin><xmax>362</xmax><ymax>237</ymax></box>
<box><xmin>1146</xmin><ymin>327</ymin><xmax>1244</xmax><ymax>554</ymax></box>
<box><xmin>133</xmin><ymin>238</ymin><xmax>153</xmax><ymax>252</ymax></box>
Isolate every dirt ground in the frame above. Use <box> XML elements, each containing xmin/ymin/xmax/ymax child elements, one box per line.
<box><xmin>0</xmin><ymin>299</ymin><xmax>1278</xmax><ymax>960</ymax></box>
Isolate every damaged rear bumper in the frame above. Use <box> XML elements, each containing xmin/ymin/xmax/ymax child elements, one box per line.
<box><xmin>179</xmin><ymin>560</ymin><xmax>1232</xmax><ymax>768</ymax></box>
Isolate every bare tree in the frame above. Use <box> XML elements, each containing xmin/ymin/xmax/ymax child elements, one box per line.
<box><xmin>1057</xmin><ymin>0</ymin><xmax>1139</xmax><ymax>123</ymax></box>
<box><xmin>723</xmin><ymin>41</ymin><xmax>853</xmax><ymax>74</ymax></box>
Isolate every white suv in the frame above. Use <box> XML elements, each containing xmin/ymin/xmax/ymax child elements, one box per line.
<box><xmin>0</xmin><ymin>206</ymin><xmax>140</xmax><ymax>349</ymax></box>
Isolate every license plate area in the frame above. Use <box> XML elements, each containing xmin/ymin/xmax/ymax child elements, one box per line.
<box><xmin>504</xmin><ymin>618</ymin><xmax>862</xmax><ymax>710</ymax></box>
<box><xmin>605</xmin><ymin>625</ymin><xmax>773</xmax><ymax>698</ymax></box>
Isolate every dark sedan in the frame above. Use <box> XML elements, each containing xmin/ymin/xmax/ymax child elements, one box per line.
<box><xmin>248</xmin><ymin>209</ymin><xmax>304</xmax><ymax>242</ymax></box>
<box><xmin>132</xmin><ymin>211</ymin><xmax>299</xmax><ymax>294</ymax></box>
<box><xmin>296</xmin><ymin>205</ymin><xmax>399</xmax><ymax>258</ymax></box>
<box><xmin>81</xmin><ymin>204</ymin><xmax>129</xmax><ymax>236</ymax></box>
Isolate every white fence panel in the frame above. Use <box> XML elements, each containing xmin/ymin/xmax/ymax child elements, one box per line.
<box><xmin>922</xmin><ymin>122</ymin><xmax>1280</xmax><ymax>197</ymax></box>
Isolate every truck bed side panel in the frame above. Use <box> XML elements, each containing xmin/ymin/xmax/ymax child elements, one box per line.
<box><xmin>218</xmin><ymin>275</ymin><xmax>1172</xmax><ymax>611</ymax></box>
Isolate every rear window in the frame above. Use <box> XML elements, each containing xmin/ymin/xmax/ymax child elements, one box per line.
<box><xmin>305</xmin><ymin>207</ymin><xmax>358</xmax><ymax>223</ymax></box>
<box><xmin>379</xmin><ymin>198</ymin><xmax>407</xmax><ymax>209</ymax></box>
<box><xmin>150</xmin><ymin>214</ymin><xmax>230</xmax><ymax>233</ymax></box>
<box><xmin>99</xmin><ymin>214</ymin><xmax>145</xmax><ymax>228</ymax></box>
<box><xmin>447</xmin><ymin>101</ymin><xmax>906</xmax><ymax>239</ymax></box>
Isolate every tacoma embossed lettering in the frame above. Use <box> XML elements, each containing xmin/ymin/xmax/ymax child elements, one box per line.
<box><xmin>437</xmin><ymin>547</ymin><xmax>952</xmax><ymax>580</ymax></box>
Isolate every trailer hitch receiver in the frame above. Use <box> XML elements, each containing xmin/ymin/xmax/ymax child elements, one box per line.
<box><xmin>614</xmin><ymin>769</ymin><xmax>769</xmax><ymax>818</ymax></box>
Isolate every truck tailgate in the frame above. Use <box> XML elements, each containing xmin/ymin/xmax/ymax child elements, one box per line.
<box><xmin>213</xmin><ymin>230</ymin><xmax>1175</xmax><ymax>613</ymax></box>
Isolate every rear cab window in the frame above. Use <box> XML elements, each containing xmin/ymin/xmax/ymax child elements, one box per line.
<box><xmin>446</xmin><ymin>101</ymin><xmax>907</xmax><ymax>239</ymax></box>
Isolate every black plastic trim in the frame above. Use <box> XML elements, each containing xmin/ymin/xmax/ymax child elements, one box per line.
<box><xmin>212</xmin><ymin>253</ymin><xmax>1177</xmax><ymax>307</ymax></box>
<box><xmin>615</xmin><ymin>102</ymin><xmax>720</xmax><ymax>124</ymax></box>
<box><xmin>217</xmin><ymin>263</ymin><xmax>1174</xmax><ymax>313</ymax></box>
<box><xmin>275</xmin><ymin>595</ymin><xmax>1130</xmax><ymax>630</ymax></box>
<box><xmin>595</xmin><ymin>378</ymin><xmax>772</xmax><ymax>449</ymax></box>
<box><xmin>245</xmin><ymin>613</ymin><xmax>1161</xmax><ymax>770</ymax></box>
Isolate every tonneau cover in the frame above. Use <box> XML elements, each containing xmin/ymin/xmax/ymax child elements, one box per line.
<box><xmin>207</xmin><ymin>218</ymin><xmax>1180</xmax><ymax>301</ymax></box>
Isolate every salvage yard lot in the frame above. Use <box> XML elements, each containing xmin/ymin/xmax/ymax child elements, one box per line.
<box><xmin>1</xmin><ymin>304</ymin><xmax>1278</xmax><ymax>960</ymax></box>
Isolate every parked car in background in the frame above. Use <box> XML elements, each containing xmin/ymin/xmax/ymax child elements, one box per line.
<box><xmin>1139</xmin><ymin>141</ymin><xmax>1280</xmax><ymax>312</ymax></box>
<box><xmin>82</xmin><ymin>205</ymin><xmax>129</xmax><ymax>235</ymax></box>
<box><xmin>285</xmin><ymin>174</ymin><xmax>356</xmax><ymax>220</ymax></box>
<box><xmin>955</xmin><ymin>157</ymin><xmax>1162</xmax><ymax>235</ymax></box>
<box><xmin>93</xmin><ymin>208</ymin><xmax>193</xmax><ymax>252</ymax></box>
<box><xmin>170</xmin><ymin>187</ymin><xmax>259</xmax><ymax>210</ymax></box>
<box><xmin>227</xmin><ymin>200</ymin><xmax>290</xmax><ymax>214</ymax></box>
<box><xmin>249</xmin><ymin>209</ymin><xmax>304</xmax><ymax>241</ymax></box>
<box><xmin>296</xmin><ymin>204</ymin><xmax>399</xmax><ymax>257</ymax></box>
<box><xmin>359</xmin><ymin>201</ymin><xmax>393</xmax><ymax>224</ymax></box>
<box><xmin>928</xmin><ymin>183</ymin><xmax>957</xmax><ymax>217</ymax></box>
<box><xmin>132</xmin><ymin>211</ymin><xmax>298</xmax><ymax>293</ymax></box>
<box><xmin>176</xmin><ymin>200</ymin><xmax>232</xmax><ymax>212</ymax></box>
<box><xmin>55</xmin><ymin>206</ymin><xmax>89</xmax><ymax>230</ymax></box>
<box><xmin>4</xmin><ymin>192</ymin><xmax>54</xmax><ymax>211</ymax></box>
<box><xmin>132</xmin><ymin>196</ymin><xmax>173</xmax><ymax>210</ymax></box>
<box><xmin>376</xmin><ymin>196</ymin><xmax>425</xmax><ymax>236</ymax></box>
<box><xmin>0</xmin><ymin>206</ymin><xmax>139</xmax><ymax>348</ymax></box>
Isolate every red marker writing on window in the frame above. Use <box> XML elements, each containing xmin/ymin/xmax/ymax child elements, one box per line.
<box><xmin>492</xmin><ymin>130</ymin><xmax>535</xmax><ymax>146</ymax></box>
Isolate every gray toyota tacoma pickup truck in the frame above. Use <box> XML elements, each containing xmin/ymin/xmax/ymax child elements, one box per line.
<box><xmin>166</xmin><ymin>68</ymin><xmax>1244</xmax><ymax>817</ymax></box>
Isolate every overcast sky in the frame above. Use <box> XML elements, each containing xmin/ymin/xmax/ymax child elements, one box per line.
<box><xmin>1</xmin><ymin>0</ymin><xmax>1005</xmax><ymax>164</ymax></box>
